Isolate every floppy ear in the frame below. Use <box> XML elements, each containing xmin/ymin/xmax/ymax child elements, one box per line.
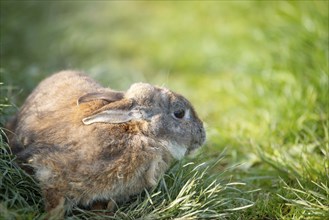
<box><xmin>82</xmin><ymin>98</ymin><xmax>146</xmax><ymax>125</ymax></box>
<box><xmin>82</xmin><ymin>109</ymin><xmax>143</xmax><ymax>125</ymax></box>
<box><xmin>77</xmin><ymin>91</ymin><xmax>124</xmax><ymax>105</ymax></box>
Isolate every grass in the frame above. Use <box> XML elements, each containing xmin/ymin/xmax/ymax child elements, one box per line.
<box><xmin>1</xmin><ymin>1</ymin><xmax>328</xmax><ymax>219</ymax></box>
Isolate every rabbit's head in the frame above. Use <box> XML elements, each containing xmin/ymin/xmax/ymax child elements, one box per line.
<box><xmin>79</xmin><ymin>83</ymin><xmax>206</xmax><ymax>159</ymax></box>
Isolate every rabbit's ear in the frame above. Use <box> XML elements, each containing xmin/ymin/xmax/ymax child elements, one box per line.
<box><xmin>77</xmin><ymin>91</ymin><xmax>124</xmax><ymax>105</ymax></box>
<box><xmin>82</xmin><ymin>109</ymin><xmax>143</xmax><ymax>125</ymax></box>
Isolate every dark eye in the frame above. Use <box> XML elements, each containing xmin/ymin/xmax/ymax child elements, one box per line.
<box><xmin>173</xmin><ymin>109</ymin><xmax>185</xmax><ymax>119</ymax></box>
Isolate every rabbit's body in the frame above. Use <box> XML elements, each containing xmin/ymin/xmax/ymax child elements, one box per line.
<box><xmin>7</xmin><ymin>71</ymin><xmax>205</xmax><ymax>217</ymax></box>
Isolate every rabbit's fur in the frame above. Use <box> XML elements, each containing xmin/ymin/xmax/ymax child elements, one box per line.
<box><xmin>7</xmin><ymin>70</ymin><xmax>206</xmax><ymax>217</ymax></box>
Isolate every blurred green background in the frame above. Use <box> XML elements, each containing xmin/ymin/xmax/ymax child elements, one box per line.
<box><xmin>1</xmin><ymin>0</ymin><xmax>328</xmax><ymax>161</ymax></box>
<box><xmin>1</xmin><ymin>0</ymin><xmax>327</xmax><ymax>151</ymax></box>
<box><xmin>0</xmin><ymin>1</ymin><xmax>328</xmax><ymax>218</ymax></box>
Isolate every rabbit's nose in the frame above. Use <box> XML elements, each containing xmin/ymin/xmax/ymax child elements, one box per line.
<box><xmin>195</xmin><ymin>124</ymin><xmax>206</xmax><ymax>145</ymax></box>
<box><xmin>190</xmin><ymin>128</ymin><xmax>206</xmax><ymax>151</ymax></box>
<box><xmin>200</xmin><ymin>127</ymin><xmax>206</xmax><ymax>145</ymax></box>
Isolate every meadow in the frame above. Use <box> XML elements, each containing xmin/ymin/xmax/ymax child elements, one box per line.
<box><xmin>0</xmin><ymin>1</ymin><xmax>328</xmax><ymax>219</ymax></box>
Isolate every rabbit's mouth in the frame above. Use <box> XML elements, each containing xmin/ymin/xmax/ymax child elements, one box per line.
<box><xmin>160</xmin><ymin>127</ymin><xmax>206</xmax><ymax>159</ymax></box>
<box><xmin>187</xmin><ymin>140</ymin><xmax>205</xmax><ymax>155</ymax></box>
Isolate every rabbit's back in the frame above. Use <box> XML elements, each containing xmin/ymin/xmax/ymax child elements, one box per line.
<box><xmin>9</xmin><ymin>71</ymin><xmax>107</xmax><ymax>155</ymax></box>
<box><xmin>20</xmin><ymin>71</ymin><xmax>104</xmax><ymax>115</ymax></box>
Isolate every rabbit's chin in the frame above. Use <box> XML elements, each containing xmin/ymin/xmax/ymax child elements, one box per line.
<box><xmin>160</xmin><ymin>140</ymin><xmax>187</xmax><ymax>160</ymax></box>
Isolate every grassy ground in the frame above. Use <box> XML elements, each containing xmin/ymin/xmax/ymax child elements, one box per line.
<box><xmin>1</xmin><ymin>1</ymin><xmax>328</xmax><ymax>219</ymax></box>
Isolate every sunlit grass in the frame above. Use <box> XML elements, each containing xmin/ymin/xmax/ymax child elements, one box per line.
<box><xmin>69</xmin><ymin>154</ymin><xmax>254</xmax><ymax>219</ymax></box>
<box><xmin>1</xmin><ymin>1</ymin><xmax>328</xmax><ymax>219</ymax></box>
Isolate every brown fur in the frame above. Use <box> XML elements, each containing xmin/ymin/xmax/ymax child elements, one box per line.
<box><xmin>6</xmin><ymin>70</ymin><xmax>205</xmax><ymax>217</ymax></box>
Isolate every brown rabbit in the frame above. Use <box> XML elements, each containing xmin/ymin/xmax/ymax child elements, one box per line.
<box><xmin>7</xmin><ymin>70</ymin><xmax>206</xmax><ymax>217</ymax></box>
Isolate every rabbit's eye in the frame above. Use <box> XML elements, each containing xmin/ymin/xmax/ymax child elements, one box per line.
<box><xmin>173</xmin><ymin>109</ymin><xmax>185</xmax><ymax>119</ymax></box>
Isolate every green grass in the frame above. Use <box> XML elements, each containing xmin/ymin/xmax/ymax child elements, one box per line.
<box><xmin>1</xmin><ymin>1</ymin><xmax>328</xmax><ymax>219</ymax></box>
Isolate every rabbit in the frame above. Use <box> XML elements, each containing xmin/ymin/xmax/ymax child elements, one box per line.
<box><xmin>6</xmin><ymin>70</ymin><xmax>206</xmax><ymax>217</ymax></box>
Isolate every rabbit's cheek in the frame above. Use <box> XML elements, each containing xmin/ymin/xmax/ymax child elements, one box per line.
<box><xmin>147</xmin><ymin>115</ymin><xmax>164</xmax><ymax>136</ymax></box>
<box><xmin>160</xmin><ymin>140</ymin><xmax>187</xmax><ymax>160</ymax></box>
